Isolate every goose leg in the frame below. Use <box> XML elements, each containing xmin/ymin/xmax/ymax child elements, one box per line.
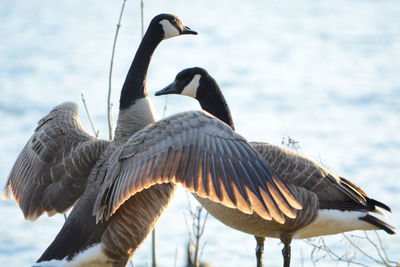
<box><xmin>280</xmin><ymin>234</ymin><xmax>292</xmax><ymax>267</ymax></box>
<box><xmin>282</xmin><ymin>243</ymin><xmax>291</xmax><ymax>267</ymax></box>
<box><xmin>254</xmin><ymin>236</ymin><xmax>265</xmax><ymax>267</ymax></box>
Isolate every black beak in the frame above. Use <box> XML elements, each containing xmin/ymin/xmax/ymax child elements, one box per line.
<box><xmin>155</xmin><ymin>81</ymin><xmax>180</xmax><ymax>96</ymax></box>
<box><xmin>181</xmin><ymin>26</ymin><xmax>197</xmax><ymax>35</ymax></box>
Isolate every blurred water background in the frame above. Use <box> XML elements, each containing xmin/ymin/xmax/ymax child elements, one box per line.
<box><xmin>0</xmin><ymin>0</ymin><xmax>399</xmax><ymax>266</ymax></box>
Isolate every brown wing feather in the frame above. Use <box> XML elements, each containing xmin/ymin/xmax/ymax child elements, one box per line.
<box><xmin>4</xmin><ymin>102</ymin><xmax>109</xmax><ymax>220</ymax></box>
<box><xmin>250</xmin><ymin>142</ymin><xmax>389</xmax><ymax>212</ymax></box>
<box><xmin>94</xmin><ymin>111</ymin><xmax>302</xmax><ymax>223</ymax></box>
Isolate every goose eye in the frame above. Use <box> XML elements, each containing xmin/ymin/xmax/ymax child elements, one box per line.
<box><xmin>176</xmin><ymin>75</ymin><xmax>187</xmax><ymax>81</ymax></box>
<box><xmin>183</xmin><ymin>77</ymin><xmax>192</xmax><ymax>83</ymax></box>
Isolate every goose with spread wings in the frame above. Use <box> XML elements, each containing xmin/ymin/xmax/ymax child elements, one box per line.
<box><xmin>4</xmin><ymin>16</ymin><xmax>301</xmax><ymax>267</ymax></box>
<box><xmin>5</xmin><ymin>14</ymin><xmax>198</xmax><ymax>266</ymax></box>
<box><xmin>155</xmin><ymin>67</ymin><xmax>395</xmax><ymax>267</ymax></box>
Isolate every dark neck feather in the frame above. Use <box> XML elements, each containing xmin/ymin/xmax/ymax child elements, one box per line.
<box><xmin>197</xmin><ymin>77</ymin><xmax>235</xmax><ymax>130</ymax></box>
<box><xmin>37</xmin><ymin>192</ymin><xmax>108</xmax><ymax>262</ymax></box>
<box><xmin>119</xmin><ymin>27</ymin><xmax>163</xmax><ymax>109</ymax></box>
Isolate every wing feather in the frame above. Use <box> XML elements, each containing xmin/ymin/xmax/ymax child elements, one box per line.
<box><xmin>94</xmin><ymin>111</ymin><xmax>302</xmax><ymax>222</ymax></box>
<box><xmin>217</xmin><ymin>156</ymin><xmax>237</xmax><ymax>207</ymax></box>
<box><xmin>251</xmin><ymin>142</ymin><xmax>389</xmax><ymax>213</ymax></box>
<box><xmin>4</xmin><ymin>102</ymin><xmax>109</xmax><ymax>220</ymax></box>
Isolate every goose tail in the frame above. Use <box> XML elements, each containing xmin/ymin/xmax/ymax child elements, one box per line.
<box><xmin>368</xmin><ymin>198</ymin><xmax>391</xmax><ymax>213</ymax></box>
<box><xmin>360</xmin><ymin>214</ymin><xmax>395</xmax><ymax>235</ymax></box>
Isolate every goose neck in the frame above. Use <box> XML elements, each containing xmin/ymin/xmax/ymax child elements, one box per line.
<box><xmin>198</xmin><ymin>79</ymin><xmax>235</xmax><ymax>130</ymax></box>
<box><xmin>119</xmin><ymin>29</ymin><xmax>163</xmax><ymax>109</ymax></box>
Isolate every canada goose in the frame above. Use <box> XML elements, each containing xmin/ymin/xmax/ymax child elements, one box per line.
<box><xmin>4</xmin><ymin>16</ymin><xmax>301</xmax><ymax>267</ymax></box>
<box><xmin>155</xmin><ymin>67</ymin><xmax>395</xmax><ymax>267</ymax></box>
<box><xmin>4</xmin><ymin>14</ymin><xmax>197</xmax><ymax>266</ymax></box>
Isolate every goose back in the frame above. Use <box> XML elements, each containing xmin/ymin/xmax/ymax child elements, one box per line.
<box><xmin>250</xmin><ymin>142</ymin><xmax>371</xmax><ymax>210</ymax></box>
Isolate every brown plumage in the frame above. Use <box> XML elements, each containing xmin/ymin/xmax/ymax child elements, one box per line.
<box><xmin>5</xmin><ymin>16</ymin><xmax>303</xmax><ymax>267</ymax></box>
<box><xmin>4</xmin><ymin>102</ymin><xmax>110</xmax><ymax>220</ymax></box>
<box><xmin>6</xmin><ymin>14</ymin><xmax>198</xmax><ymax>266</ymax></box>
<box><xmin>155</xmin><ymin>67</ymin><xmax>395</xmax><ymax>267</ymax></box>
<box><xmin>93</xmin><ymin>110</ymin><xmax>301</xmax><ymax>224</ymax></box>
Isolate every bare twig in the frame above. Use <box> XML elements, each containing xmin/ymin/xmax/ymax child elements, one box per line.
<box><xmin>373</xmin><ymin>232</ymin><xmax>398</xmax><ymax>265</ymax></box>
<box><xmin>173</xmin><ymin>248</ymin><xmax>178</xmax><ymax>267</ymax></box>
<box><xmin>305</xmin><ymin>237</ymin><xmax>368</xmax><ymax>267</ymax></box>
<box><xmin>373</xmin><ymin>232</ymin><xmax>389</xmax><ymax>262</ymax></box>
<box><xmin>107</xmin><ymin>0</ymin><xmax>127</xmax><ymax>140</ymax></box>
<box><xmin>305</xmin><ymin>233</ymin><xmax>399</xmax><ymax>267</ymax></box>
<box><xmin>162</xmin><ymin>95</ymin><xmax>168</xmax><ymax>119</ymax></box>
<box><xmin>151</xmin><ymin>228</ymin><xmax>157</xmax><ymax>267</ymax></box>
<box><xmin>199</xmin><ymin>241</ymin><xmax>207</xmax><ymax>264</ymax></box>
<box><xmin>184</xmin><ymin>193</ymin><xmax>209</xmax><ymax>267</ymax></box>
<box><xmin>343</xmin><ymin>233</ymin><xmax>399</xmax><ymax>266</ymax></box>
<box><xmin>81</xmin><ymin>93</ymin><xmax>99</xmax><ymax>137</ymax></box>
<box><xmin>140</xmin><ymin>0</ymin><xmax>144</xmax><ymax>37</ymax></box>
<box><xmin>137</xmin><ymin>3</ymin><xmax>158</xmax><ymax>266</ymax></box>
<box><xmin>281</xmin><ymin>136</ymin><xmax>301</xmax><ymax>153</ymax></box>
<box><xmin>342</xmin><ymin>234</ymin><xmax>378</xmax><ymax>264</ymax></box>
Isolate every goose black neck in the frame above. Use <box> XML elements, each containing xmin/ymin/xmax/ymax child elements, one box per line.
<box><xmin>119</xmin><ymin>27</ymin><xmax>163</xmax><ymax>109</ymax></box>
<box><xmin>37</xmin><ymin>193</ymin><xmax>108</xmax><ymax>263</ymax></box>
<box><xmin>197</xmin><ymin>77</ymin><xmax>235</xmax><ymax>130</ymax></box>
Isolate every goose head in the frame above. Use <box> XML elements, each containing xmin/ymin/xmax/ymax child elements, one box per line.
<box><xmin>151</xmin><ymin>14</ymin><xmax>197</xmax><ymax>40</ymax></box>
<box><xmin>155</xmin><ymin>67</ymin><xmax>210</xmax><ymax>99</ymax></box>
<box><xmin>156</xmin><ymin>67</ymin><xmax>235</xmax><ymax>129</ymax></box>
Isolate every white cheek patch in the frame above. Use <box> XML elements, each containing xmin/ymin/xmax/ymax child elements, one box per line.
<box><xmin>181</xmin><ymin>74</ymin><xmax>201</xmax><ymax>98</ymax></box>
<box><xmin>159</xmin><ymin>19</ymin><xmax>180</xmax><ymax>39</ymax></box>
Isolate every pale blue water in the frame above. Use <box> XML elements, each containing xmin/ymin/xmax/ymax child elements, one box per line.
<box><xmin>1</xmin><ymin>0</ymin><xmax>399</xmax><ymax>266</ymax></box>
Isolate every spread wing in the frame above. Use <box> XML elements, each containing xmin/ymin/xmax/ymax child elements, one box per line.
<box><xmin>4</xmin><ymin>102</ymin><xmax>110</xmax><ymax>220</ymax></box>
<box><xmin>94</xmin><ymin>111</ymin><xmax>302</xmax><ymax>223</ymax></box>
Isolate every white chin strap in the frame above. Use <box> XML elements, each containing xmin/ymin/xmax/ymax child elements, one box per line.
<box><xmin>181</xmin><ymin>74</ymin><xmax>201</xmax><ymax>98</ymax></box>
<box><xmin>159</xmin><ymin>19</ymin><xmax>180</xmax><ymax>39</ymax></box>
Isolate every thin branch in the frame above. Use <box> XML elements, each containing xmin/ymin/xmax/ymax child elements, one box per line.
<box><xmin>342</xmin><ymin>233</ymin><xmax>385</xmax><ymax>265</ymax></box>
<box><xmin>184</xmin><ymin>194</ymin><xmax>209</xmax><ymax>267</ymax></box>
<box><xmin>151</xmin><ymin>228</ymin><xmax>157</xmax><ymax>267</ymax></box>
<box><xmin>363</xmin><ymin>231</ymin><xmax>388</xmax><ymax>264</ymax></box>
<box><xmin>193</xmin><ymin>207</ymin><xmax>201</xmax><ymax>266</ymax></box>
<box><xmin>81</xmin><ymin>93</ymin><xmax>99</xmax><ymax>137</ymax></box>
<box><xmin>304</xmin><ymin>238</ymin><xmax>368</xmax><ymax>267</ymax></box>
<box><xmin>199</xmin><ymin>241</ymin><xmax>207</xmax><ymax>264</ymax></box>
<box><xmin>373</xmin><ymin>232</ymin><xmax>398</xmax><ymax>265</ymax></box>
<box><xmin>162</xmin><ymin>95</ymin><xmax>168</xmax><ymax>119</ymax></box>
<box><xmin>140</xmin><ymin>0</ymin><xmax>144</xmax><ymax>37</ymax></box>
<box><xmin>138</xmin><ymin>3</ymin><xmax>158</xmax><ymax>265</ymax></box>
<box><xmin>173</xmin><ymin>248</ymin><xmax>178</xmax><ymax>267</ymax></box>
<box><xmin>107</xmin><ymin>0</ymin><xmax>127</xmax><ymax>140</ymax></box>
<box><xmin>199</xmin><ymin>211</ymin><xmax>208</xmax><ymax>237</ymax></box>
<box><xmin>300</xmin><ymin>247</ymin><xmax>304</xmax><ymax>267</ymax></box>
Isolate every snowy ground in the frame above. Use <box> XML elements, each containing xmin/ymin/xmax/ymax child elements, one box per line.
<box><xmin>0</xmin><ymin>0</ymin><xmax>399</xmax><ymax>266</ymax></box>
